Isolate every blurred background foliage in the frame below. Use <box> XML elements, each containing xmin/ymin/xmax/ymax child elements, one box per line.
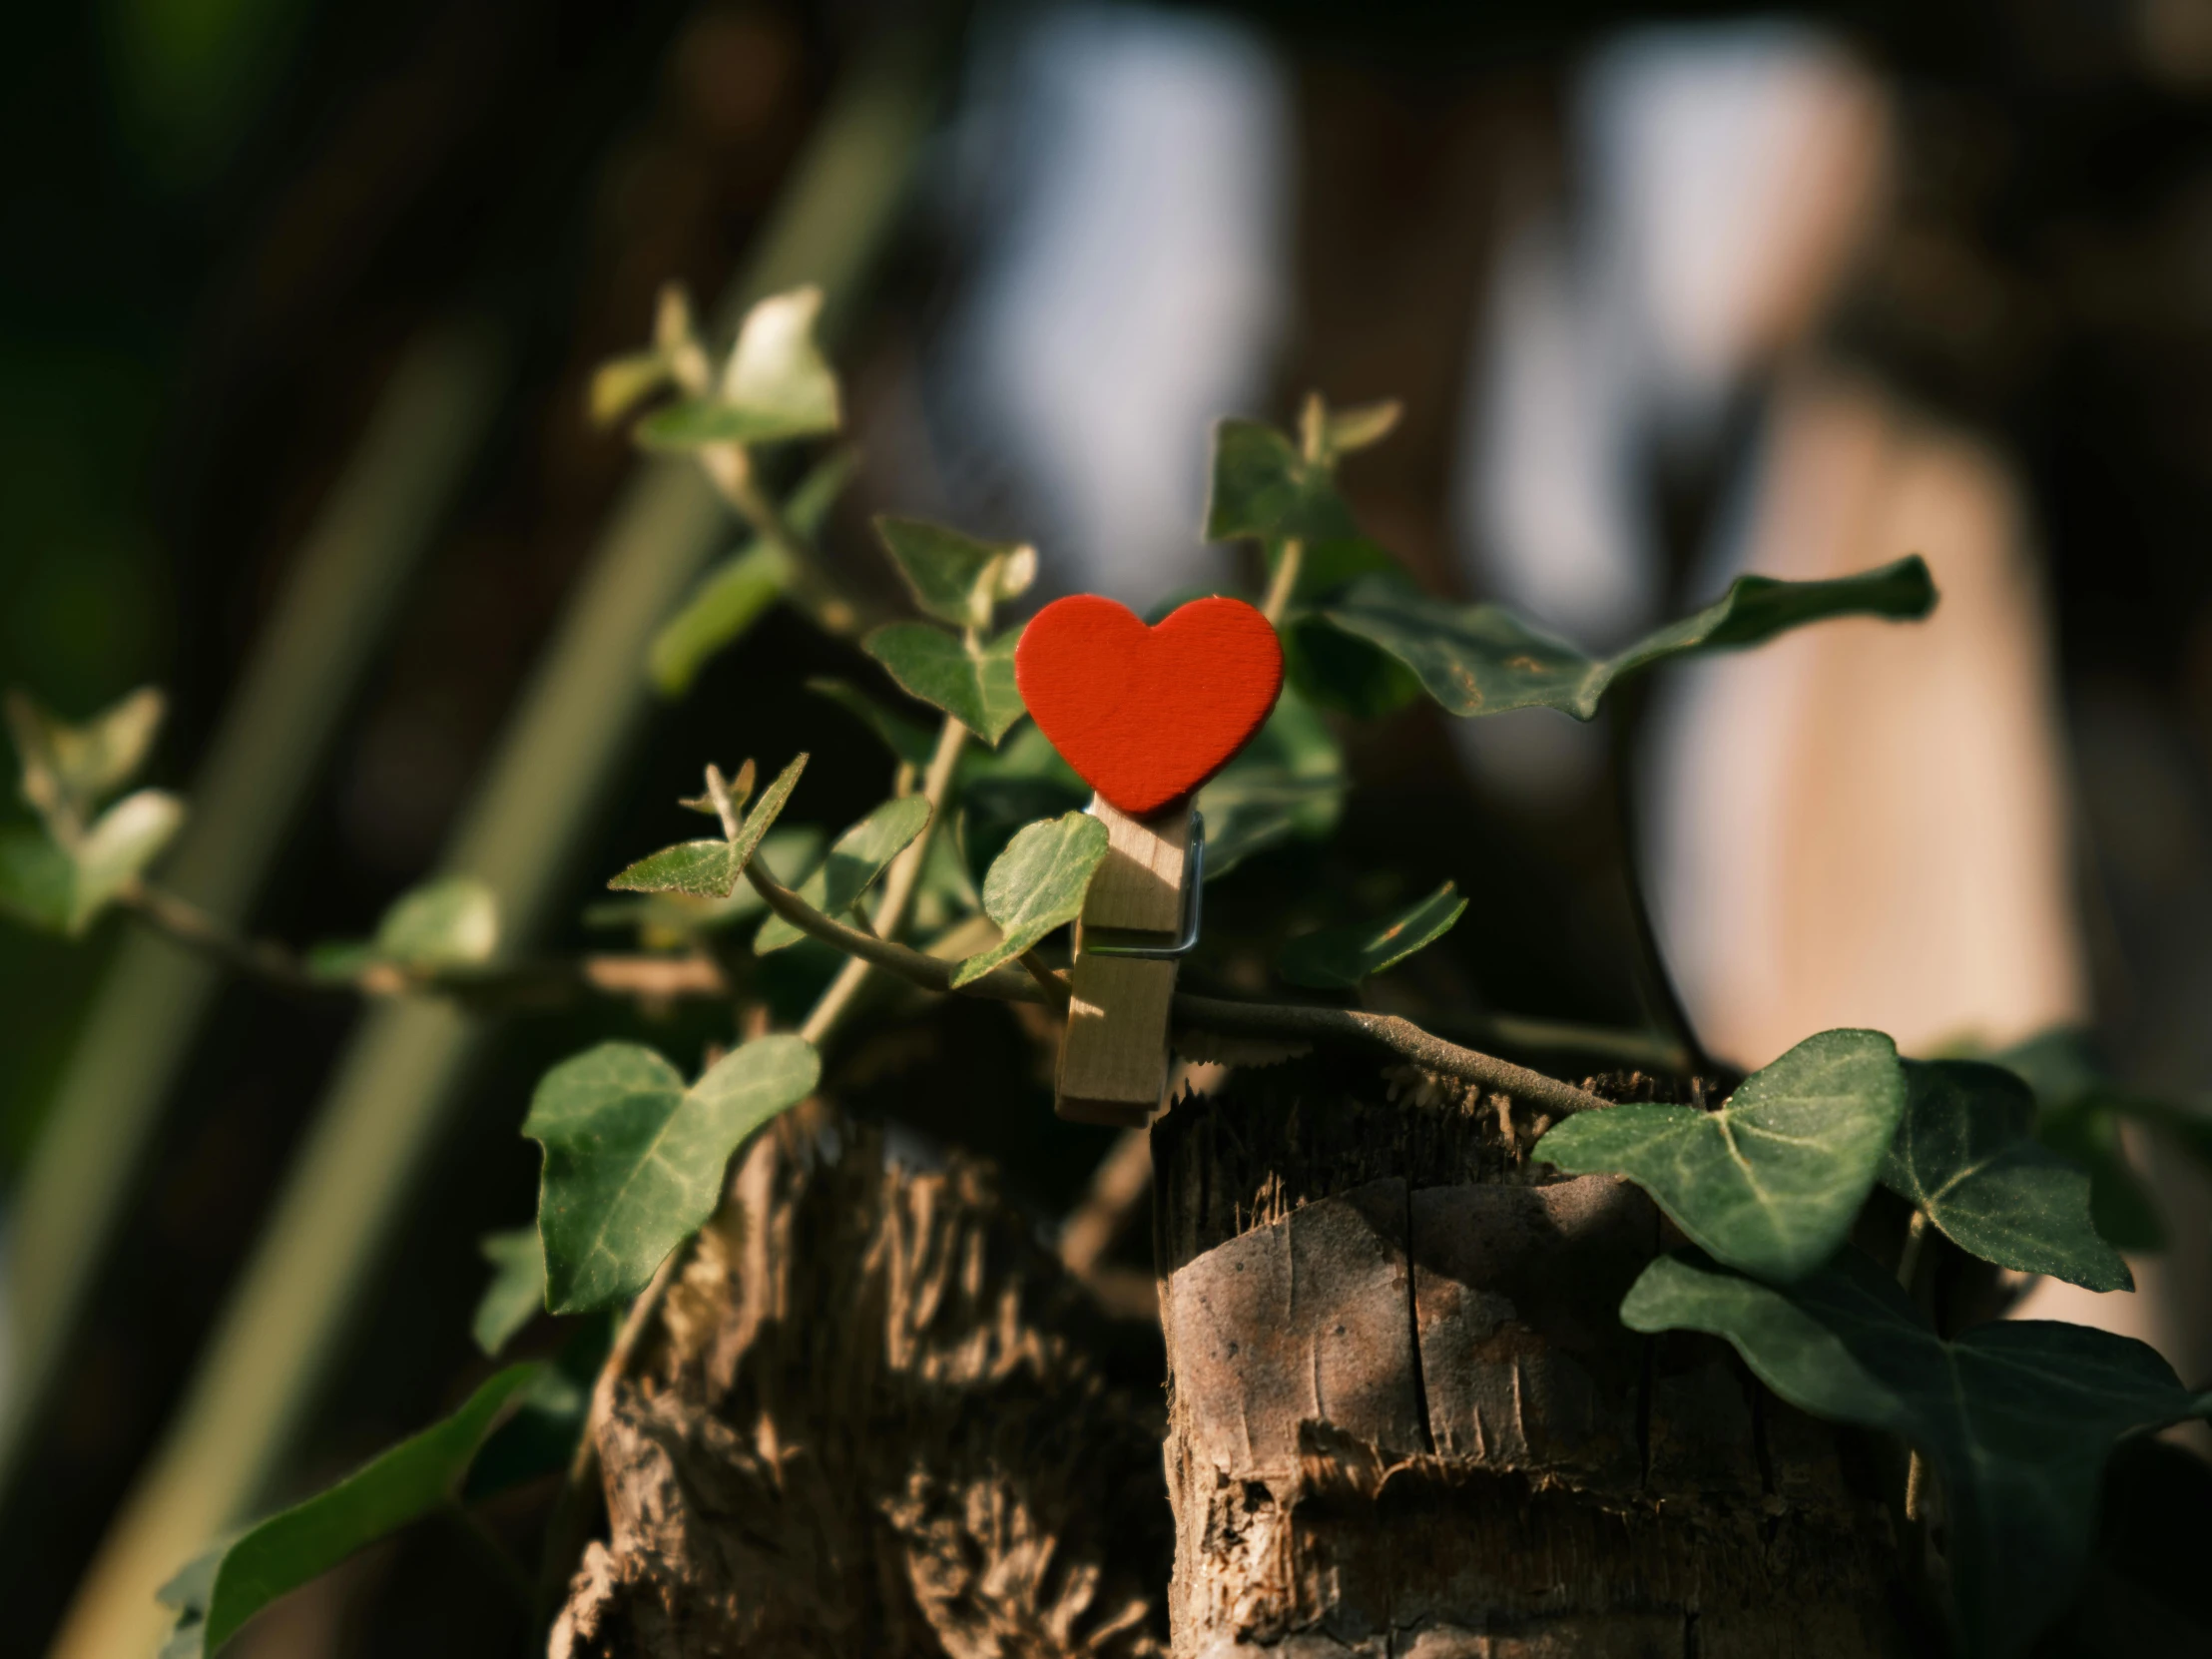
<box><xmin>8</xmin><ymin>0</ymin><xmax>2212</xmax><ymax>1653</ymax></box>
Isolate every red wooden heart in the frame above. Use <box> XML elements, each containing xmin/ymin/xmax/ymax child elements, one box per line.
<box><xmin>1016</xmin><ymin>594</ymin><xmax>1284</xmax><ymax>818</ymax></box>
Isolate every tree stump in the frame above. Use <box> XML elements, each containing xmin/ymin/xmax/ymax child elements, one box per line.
<box><xmin>1151</xmin><ymin>1053</ymin><xmax>1906</xmax><ymax>1658</ymax></box>
<box><xmin>552</xmin><ymin>1110</ymin><xmax>1173</xmax><ymax>1658</ymax></box>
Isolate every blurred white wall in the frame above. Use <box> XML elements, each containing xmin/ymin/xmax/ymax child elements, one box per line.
<box><xmin>930</xmin><ymin>1</ymin><xmax>1291</xmax><ymax>605</ymax></box>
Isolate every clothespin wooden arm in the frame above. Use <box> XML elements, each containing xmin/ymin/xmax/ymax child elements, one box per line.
<box><xmin>1056</xmin><ymin>796</ymin><xmax>1193</xmax><ymax>1126</ymax></box>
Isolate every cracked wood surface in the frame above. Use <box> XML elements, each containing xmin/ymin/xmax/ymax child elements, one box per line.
<box><xmin>552</xmin><ymin>1108</ymin><xmax>1172</xmax><ymax>1658</ymax></box>
<box><xmin>1152</xmin><ymin>1054</ymin><xmax>1905</xmax><ymax>1658</ymax></box>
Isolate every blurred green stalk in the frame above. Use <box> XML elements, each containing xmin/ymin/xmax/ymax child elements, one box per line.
<box><xmin>0</xmin><ymin>322</ymin><xmax>508</xmax><ymax>1482</ymax></box>
<box><xmin>46</xmin><ymin>32</ymin><xmax>944</xmax><ymax>1659</ymax></box>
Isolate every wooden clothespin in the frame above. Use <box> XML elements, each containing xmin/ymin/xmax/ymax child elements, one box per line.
<box><xmin>1058</xmin><ymin>797</ymin><xmax>1197</xmax><ymax>1124</ymax></box>
<box><xmin>1014</xmin><ymin>594</ymin><xmax>1283</xmax><ymax>1127</ymax></box>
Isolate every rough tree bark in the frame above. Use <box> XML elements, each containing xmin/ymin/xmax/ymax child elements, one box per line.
<box><xmin>1152</xmin><ymin>1053</ymin><xmax>1905</xmax><ymax>1658</ymax></box>
<box><xmin>551</xmin><ymin>1108</ymin><xmax>1173</xmax><ymax>1657</ymax></box>
<box><xmin>556</xmin><ymin>1055</ymin><xmax>1909</xmax><ymax>1658</ymax></box>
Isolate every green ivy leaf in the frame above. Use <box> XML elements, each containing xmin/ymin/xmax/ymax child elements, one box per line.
<box><xmin>527</xmin><ymin>1035</ymin><xmax>820</xmax><ymax>1313</ymax></box>
<box><xmin>5</xmin><ymin>685</ymin><xmax>166</xmax><ymax>830</ymax></box>
<box><xmin>1204</xmin><ymin>418</ymin><xmax>1360</xmax><ymax>547</ymax></box>
<box><xmin>950</xmin><ymin>812</ymin><xmax>1110</xmax><ymax>987</ymax></box>
<box><xmin>633</xmin><ymin>285</ymin><xmax>840</xmax><ymax>449</ymax></box>
<box><xmin>862</xmin><ymin>623</ymin><xmax>1025</xmax><ymax>746</ymax></box>
<box><xmin>1535</xmin><ymin>1029</ymin><xmax>1906</xmax><ymax>1283</ymax></box>
<box><xmin>754</xmin><ymin>795</ymin><xmax>931</xmax><ymax>953</ymax></box>
<box><xmin>2035</xmin><ymin>1098</ymin><xmax>2166</xmax><ymax>1251</ymax></box>
<box><xmin>647</xmin><ymin>544</ymin><xmax>793</xmax><ymax>698</ymax></box>
<box><xmin>471</xmin><ymin>1228</ymin><xmax>546</xmax><ymax>1358</ymax></box>
<box><xmin>806</xmin><ymin>678</ymin><xmax>935</xmax><ymax>770</ymax></box>
<box><xmin>1995</xmin><ymin>1028</ymin><xmax>2212</xmax><ymax>1245</ymax></box>
<box><xmin>1316</xmin><ymin>556</ymin><xmax>1937</xmax><ymax>721</ymax></box>
<box><xmin>1884</xmin><ymin>1060</ymin><xmax>2131</xmax><ymax>1292</ymax></box>
<box><xmin>1197</xmin><ymin>689</ymin><xmax>1346</xmax><ymax>877</ymax></box>
<box><xmin>874</xmin><ymin>516</ymin><xmax>1037</xmax><ymax>631</ymax></box>
<box><xmin>646</xmin><ymin>450</ymin><xmax>854</xmax><ymax>698</ymax></box>
<box><xmin>608</xmin><ymin>753</ymin><xmax>808</xmax><ymax>897</ymax></box>
<box><xmin>1621</xmin><ymin>1247</ymin><xmax>2212</xmax><ymax>1658</ymax></box>
<box><xmin>157</xmin><ymin>1364</ymin><xmax>541</xmax><ymax>1657</ymax></box>
<box><xmin>1275</xmin><ymin>881</ymin><xmax>1466</xmax><ymax>990</ymax></box>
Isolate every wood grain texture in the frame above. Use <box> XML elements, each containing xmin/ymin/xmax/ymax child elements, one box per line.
<box><xmin>1152</xmin><ymin>1053</ymin><xmax>1906</xmax><ymax>1658</ymax></box>
<box><xmin>550</xmin><ymin>1108</ymin><xmax>1170</xmax><ymax>1659</ymax></box>
<box><xmin>1016</xmin><ymin>595</ymin><xmax>1283</xmax><ymax>817</ymax></box>
<box><xmin>1058</xmin><ymin>799</ymin><xmax>1192</xmax><ymax>1127</ymax></box>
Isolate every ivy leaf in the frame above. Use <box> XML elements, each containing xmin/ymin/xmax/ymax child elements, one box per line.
<box><xmin>1995</xmin><ymin>1027</ymin><xmax>2212</xmax><ymax>1247</ymax></box>
<box><xmin>1883</xmin><ymin>1060</ymin><xmax>2131</xmax><ymax>1292</ymax></box>
<box><xmin>470</xmin><ymin>1228</ymin><xmax>546</xmax><ymax>1358</ymax></box>
<box><xmin>647</xmin><ymin>451</ymin><xmax>854</xmax><ymax>698</ymax></box>
<box><xmin>1276</xmin><ymin>881</ymin><xmax>1466</xmax><ymax>990</ymax></box>
<box><xmin>589</xmin><ymin>349</ymin><xmax>676</xmax><ymax>428</ymax></box>
<box><xmin>806</xmin><ymin>678</ymin><xmax>935</xmax><ymax>770</ymax></box>
<box><xmin>1621</xmin><ymin>1248</ymin><xmax>2212</xmax><ymax>1658</ymax></box>
<box><xmin>1535</xmin><ymin>1029</ymin><xmax>1906</xmax><ymax>1283</ymax></box>
<box><xmin>609</xmin><ymin>753</ymin><xmax>808</xmax><ymax>897</ymax></box>
<box><xmin>1204</xmin><ymin>418</ymin><xmax>1360</xmax><ymax>547</ymax></box>
<box><xmin>377</xmin><ymin>876</ymin><xmax>499</xmax><ymax>969</ymax></box>
<box><xmin>634</xmin><ymin>284</ymin><xmax>839</xmax><ymax>449</ymax></box>
<box><xmin>527</xmin><ymin>1035</ymin><xmax>820</xmax><ymax>1313</ymax></box>
<box><xmin>874</xmin><ymin>516</ymin><xmax>1037</xmax><ymax>631</ymax></box>
<box><xmin>862</xmin><ymin>623</ymin><xmax>1025</xmax><ymax>746</ymax></box>
<box><xmin>6</xmin><ymin>685</ymin><xmax>167</xmax><ymax>829</ymax></box>
<box><xmin>1316</xmin><ymin>556</ymin><xmax>1936</xmax><ymax>721</ymax></box>
<box><xmin>1195</xmin><ymin>688</ymin><xmax>1345</xmax><ymax>878</ymax></box>
<box><xmin>647</xmin><ymin>545</ymin><xmax>792</xmax><ymax>698</ymax></box>
<box><xmin>0</xmin><ymin>827</ymin><xmax>76</xmax><ymax>933</ymax></box>
<box><xmin>2035</xmin><ymin>1099</ymin><xmax>2166</xmax><ymax>1251</ymax></box>
<box><xmin>953</xmin><ymin>725</ymin><xmax>1089</xmax><ymax>886</ymax></box>
<box><xmin>754</xmin><ymin>796</ymin><xmax>931</xmax><ymax>953</ymax></box>
<box><xmin>950</xmin><ymin>812</ymin><xmax>1109</xmax><ymax>987</ymax></box>
<box><xmin>157</xmin><ymin>1365</ymin><xmax>540</xmax><ymax>1658</ymax></box>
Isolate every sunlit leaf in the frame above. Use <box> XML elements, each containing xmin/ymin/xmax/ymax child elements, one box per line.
<box><xmin>589</xmin><ymin>350</ymin><xmax>674</xmax><ymax>428</ymax></box>
<box><xmin>375</xmin><ymin>876</ymin><xmax>499</xmax><ymax>969</ymax></box>
<box><xmin>647</xmin><ymin>544</ymin><xmax>792</xmax><ymax>697</ymax></box>
<box><xmin>1536</xmin><ymin>1029</ymin><xmax>1906</xmax><ymax>1283</ymax></box>
<box><xmin>1317</xmin><ymin>556</ymin><xmax>1937</xmax><ymax>721</ymax></box>
<box><xmin>874</xmin><ymin>516</ymin><xmax>1036</xmax><ymax>631</ymax></box>
<box><xmin>754</xmin><ymin>796</ymin><xmax>931</xmax><ymax>953</ymax></box>
<box><xmin>1276</xmin><ymin>881</ymin><xmax>1466</xmax><ymax>990</ymax></box>
<box><xmin>1883</xmin><ymin>1060</ymin><xmax>2130</xmax><ymax>1291</ymax></box>
<box><xmin>1621</xmin><ymin>1247</ymin><xmax>2212</xmax><ymax>1658</ymax></box>
<box><xmin>806</xmin><ymin>678</ymin><xmax>934</xmax><ymax>770</ymax></box>
<box><xmin>470</xmin><ymin>1228</ymin><xmax>546</xmax><ymax>1358</ymax></box>
<box><xmin>68</xmin><ymin>789</ymin><xmax>187</xmax><ymax>934</ymax></box>
<box><xmin>608</xmin><ymin>754</ymin><xmax>807</xmax><ymax>897</ymax></box>
<box><xmin>862</xmin><ymin>623</ymin><xmax>1025</xmax><ymax>746</ymax></box>
<box><xmin>633</xmin><ymin>284</ymin><xmax>839</xmax><ymax>449</ymax></box>
<box><xmin>5</xmin><ymin>685</ymin><xmax>166</xmax><ymax>829</ymax></box>
<box><xmin>157</xmin><ymin>1365</ymin><xmax>540</xmax><ymax>1657</ymax></box>
<box><xmin>1323</xmin><ymin>398</ymin><xmax>1401</xmax><ymax>455</ymax></box>
<box><xmin>582</xmin><ymin>830</ymin><xmax>820</xmax><ymax>945</ymax></box>
<box><xmin>526</xmin><ymin>1035</ymin><xmax>820</xmax><ymax>1313</ymax></box>
<box><xmin>949</xmin><ymin>812</ymin><xmax>1109</xmax><ymax>987</ymax></box>
<box><xmin>1197</xmin><ymin>688</ymin><xmax>1346</xmax><ymax>876</ymax></box>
